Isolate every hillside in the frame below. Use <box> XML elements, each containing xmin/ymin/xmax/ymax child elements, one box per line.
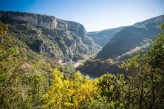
<box><xmin>0</xmin><ymin>11</ymin><xmax>101</xmax><ymax>63</ymax></box>
<box><xmin>78</xmin><ymin>15</ymin><xmax>164</xmax><ymax>77</ymax></box>
<box><xmin>0</xmin><ymin>11</ymin><xmax>102</xmax><ymax>107</ymax></box>
<box><xmin>88</xmin><ymin>27</ymin><xmax>124</xmax><ymax>47</ymax></box>
<box><xmin>96</xmin><ymin>15</ymin><xmax>164</xmax><ymax>59</ymax></box>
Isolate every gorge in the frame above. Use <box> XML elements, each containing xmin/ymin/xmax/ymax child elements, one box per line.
<box><xmin>1</xmin><ymin>11</ymin><xmax>163</xmax><ymax>77</ymax></box>
<box><xmin>0</xmin><ymin>10</ymin><xmax>164</xmax><ymax>109</ymax></box>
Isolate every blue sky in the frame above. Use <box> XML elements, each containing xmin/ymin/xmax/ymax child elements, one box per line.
<box><xmin>0</xmin><ymin>0</ymin><xmax>164</xmax><ymax>31</ymax></box>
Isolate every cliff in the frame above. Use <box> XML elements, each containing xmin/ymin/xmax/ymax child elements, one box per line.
<box><xmin>0</xmin><ymin>11</ymin><xmax>101</xmax><ymax>62</ymax></box>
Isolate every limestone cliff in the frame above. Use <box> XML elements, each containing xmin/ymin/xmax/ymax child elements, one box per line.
<box><xmin>0</xmin><ymin>11</ymin><xmax>101</xmax><ymax>62</ymax></box>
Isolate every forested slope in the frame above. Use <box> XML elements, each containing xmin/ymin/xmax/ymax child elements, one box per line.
<box><xmin>97</xmin><ymin>15</ymin><xmax>163</xmax><ymax>59</ymax></box>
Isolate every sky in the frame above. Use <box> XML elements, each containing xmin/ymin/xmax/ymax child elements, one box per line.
<box><xmin>0</xmin><ymin>0</ymin><xmax>164</xmax><ymax>32</ymax></box>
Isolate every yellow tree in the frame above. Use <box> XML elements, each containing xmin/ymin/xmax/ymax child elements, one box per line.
<box><xmin>42</xmin><ymin>69</ymin><xmax>100</xmax><ymax>109</ymax></box>
<box><xmin>71</xmin><ymin>72</ymin><xmax>100</xmax><ymax>108</ymax></box>
<box><xmin>42</xmin><ymin>68</ymin><xmax>64</xmax><ymax>109</ymax></box>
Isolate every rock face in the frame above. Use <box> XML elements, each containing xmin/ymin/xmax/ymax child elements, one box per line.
<box><xmin>0</xmin><ymin>11</ymin><xmax>101</xmax><ymax>62</ymax></box>
<box><xmin>0</xmin><ymin>11</ymin><xmax>58</xmax><ymax>28</ymax></box>
<box><xmin>96</xmin><ymin>15</ymin><xmax>164</xmax><ymax>59</ymax></box>
<box><xmin>89</xmin><ymin>27</ymin><xmax>124</xmax><ymax>47</ymax></box>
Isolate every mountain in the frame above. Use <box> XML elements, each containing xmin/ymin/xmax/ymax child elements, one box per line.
<box><xmin>96</xmin><ymin>15</ymin><xmax>164</xmax><ymax>59</ymax></box>
<box><xmin>78</xmin><ymin>15</ymin><xmax>164</xmax><ymax>77</ymax></box>
<box><xmin>0</xmin><ymin>11</ymin><xmax>101</xmax><ymax>63</ymax></box>
<box><xmin>88</xmin><ymin>27</ymin><xmax>124</xmax><ymax>47</ymax></box>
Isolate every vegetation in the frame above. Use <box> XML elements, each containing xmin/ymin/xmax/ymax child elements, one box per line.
<box><xmin>78</xmin><ymin>59</ymin><xmax>122</xmax><ymax>77</ymax></box>
<box><xmin>0</xmin><ymin>11</ymin><xmax>164</xmax><ymax>108</ymax></box>
<box><xmin>0</xmin><ymin>28</ymin><xmax>164</xmax><ymax>108</ymax></box>
<box><xmin>0</xmin><ymin>21</ymin><xmax>8</xmax><ymax>43</ymax></box>
<box><xmin>96</xmin><ymin>15</ymin><xmax>163</xmax><ymax>59</ymax></box>
<box><xmin>119</xmin><ymin>30</ymin><xmax>164</xmax><ymax>109</ymax></box>
<box><xmin>42</xmin><ymin>30</ymin><xmax>164</xmax><ymax>109</ymax></box>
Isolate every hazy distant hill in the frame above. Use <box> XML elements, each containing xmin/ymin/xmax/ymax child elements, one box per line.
<box><xmin>96</xmin><ymin>15</ymin><xmax>164</xmax><ymax>59</ymax></box>
<box><xmin>88</xmin><ymin>27</ymin><xmax>124</xmax><ymax>47</ymax></box>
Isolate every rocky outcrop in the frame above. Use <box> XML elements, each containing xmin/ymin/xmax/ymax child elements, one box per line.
<box><xmin>0</xmin><ymin>11</ymin><xmax>58</xmax><ymax>28</ymax></box>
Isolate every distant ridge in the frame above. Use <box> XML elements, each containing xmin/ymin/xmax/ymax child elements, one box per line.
<box><xmin>96</xmin><ymin>15</ymin><xmax>164</xmax><ymax>59</ymax></box>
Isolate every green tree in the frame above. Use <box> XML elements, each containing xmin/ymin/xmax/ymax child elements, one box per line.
<box><xmin>0</xmin><ymin>21</ymin><xmax>8</xmax><ymax>43</ymax></box>
<box><xmin>98</xmin><ymin>73</ymin><xmax>125</xmax><ymax>109</ymax></box>
<box><xmin>120</xmin><ymin>29</ymin><xmax>164</xmax><ymax>109</ymax></box>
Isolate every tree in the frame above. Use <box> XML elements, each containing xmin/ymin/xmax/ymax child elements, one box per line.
<box><xmin>0</xmin><ymin>21</ymin><xmax>8</xmax><ymax>43</ymax></box>
<box><xmin>148</xmin><ymin>31</ymin><xmax>164</xmax><ymax>71</ymax></box>
<box><xmin>120</xmin><ymin>28</ymin><xmax>164</xmax><ymax>109</ymax></box>
<box><xmin>98</xmin><ymin>73</ymin><xmax>126</xmax><ymax>109</ymax></box>
<box><xmin>42</xmin><ymin>69</ymin><xmax>100</xmax><ymax>109</ymax></box>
